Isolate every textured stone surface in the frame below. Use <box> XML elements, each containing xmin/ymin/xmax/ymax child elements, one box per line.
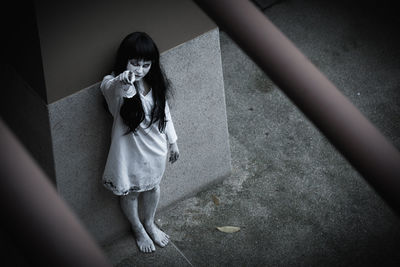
<box><xmin>103</xmin><ymin>235</ymin><xmax>192</xmax><ymax>267</ymax></box>
<box><xmin>48</xmin><ymin>28</ymin><xmax>231</xmax><ymax>245</ymax></box>
<box><xmin>160</xmin><ymin>28</ymin><xmax>232</xmax><ymax>208</ymax></box>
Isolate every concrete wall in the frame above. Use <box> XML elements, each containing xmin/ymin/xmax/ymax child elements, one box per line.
<box><xmin>1</xmin><ymin>2</ymin><xmax>55</xmax><ymax>181</ymax></box>
<box><xmin>0</xmin><ymin>66</ymin><xmax>56</xmax><ymax>184</ymax></box>
<box><xmin>3</xmin><ymin>1</ymin><xmax>47</xmax><ymax>101</ymax></box>
<box><xmin>48</xmin><ymin>29</ymin><xmax>232</xmax><ymax>245</ymax></box>
<box><xmin>34</xmin><ymin>0</ymin><xmax>215</xmax><ymax>103</ymax></box>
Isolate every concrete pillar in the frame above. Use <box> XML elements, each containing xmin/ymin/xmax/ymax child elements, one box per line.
<box><xmin>2</xmin><ymin>0</ymin><xmax>231</xmax><ymax>246</ymax></box>
<box><xmin>48</xmin><ymin>29</ymin><xmax>231</xmax><ymax>245</ymax></box>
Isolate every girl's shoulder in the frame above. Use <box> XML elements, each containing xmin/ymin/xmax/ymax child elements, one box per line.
<box><xmin>104</xmin><ymin>72</ymin><xmax>116</xmax><ymax>80</ymax></box>
<box><xmin>102</xmin><ymin>72</ymin><xmax>117</xmax><ymax>83</ymax></box>
<box><xmin>100</xmin><ymin>73</ymin><xmax>117</xmax><ymax>92</ymax></box>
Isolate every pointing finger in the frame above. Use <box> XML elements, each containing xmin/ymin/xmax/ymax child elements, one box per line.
<box><xmin>128</xmin><ymin>71</ymin><xmax>134</xmax><ymax>84</ymax></box>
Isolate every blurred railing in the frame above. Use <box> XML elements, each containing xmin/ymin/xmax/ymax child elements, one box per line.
<box><xmin>193</xmin><ymin>0</ymin><xmax>400</xmax><ymax>214</ymax></box>
<box><xmin>0</xmin><ymin>118</ymin><xmax>112</xmax><ymax>267</ymax></box>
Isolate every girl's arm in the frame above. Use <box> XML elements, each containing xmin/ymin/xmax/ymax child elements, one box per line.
<box><xmin>164</xmin><ymin>101</ymin><xmax>177</xmax><ymax>144</ymax></box>
<box><xmin>165</xmin><ymin>101</ymin><xmax>179</xmax><ymax>163</ymax></box>
<box><xmin>100</xmin><ymin>72</ymin><xmax>136</xmax><ymax>118</ymax></box>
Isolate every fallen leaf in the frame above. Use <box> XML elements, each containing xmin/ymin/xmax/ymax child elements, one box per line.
<box><xmin>212</xmin><ymin>195</ymin><xmax>220</xmax><ymax>206</ymax></box>
<box><xmin>216</xmin><ymin>226</ymin><xmax>240</xmax><ymax>233</ymax></box>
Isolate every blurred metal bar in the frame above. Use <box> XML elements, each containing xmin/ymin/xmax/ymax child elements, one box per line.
<box><xmin>193</xmin><ymin>0</ymin><xmax>400</xmax><ymax>213</ymax></box>
<box><xmin>0</xmin><ymin>118</ymin><xmax>112</xmax><ymax>267</ymax></box>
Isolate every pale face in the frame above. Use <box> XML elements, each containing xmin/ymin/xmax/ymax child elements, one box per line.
<box><xmin>126</xmin><ymin>59</ymin><xmax>152</xmax><ymax>81</ymax></box>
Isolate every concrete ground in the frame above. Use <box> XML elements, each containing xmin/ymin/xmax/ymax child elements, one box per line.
<box><xmin>103</xmin><ymin>0</ymin><xmax>400</xmax><ymax>266</ymax></box>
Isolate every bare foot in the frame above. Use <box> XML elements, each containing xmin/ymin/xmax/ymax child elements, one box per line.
<box><xmin>145</xmin><ymin>223</ymin><xmax>170</xmax><ymax>248</ymax></box>
<box><xmin>132</xmin><ymin>226</ymin><xmax>156</xmax><ymax>253</ymax></box>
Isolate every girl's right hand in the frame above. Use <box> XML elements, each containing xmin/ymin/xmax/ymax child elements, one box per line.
<box><xmin>118</xmin><ymin>70</ymin><xmax>135</xmax><ymax>85</ymax></box>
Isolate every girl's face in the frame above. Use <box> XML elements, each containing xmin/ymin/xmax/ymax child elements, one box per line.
<box><xmin>127</xmin><ymin>59</ymin><xmax>152</xmax><ymax>80</ymax></box>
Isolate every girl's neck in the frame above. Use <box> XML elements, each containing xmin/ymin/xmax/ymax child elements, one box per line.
<box><xmin>137</xmin><ymin>79</ymin><xmax>151</xmax><ymax>96</ymax></box>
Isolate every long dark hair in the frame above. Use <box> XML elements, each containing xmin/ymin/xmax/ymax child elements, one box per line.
<box><xmin>114</xmin><ymin>32</ymin><xmax>170</xmax><ymax>135</ymax></box>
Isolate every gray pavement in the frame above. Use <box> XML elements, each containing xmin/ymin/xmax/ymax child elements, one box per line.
<box><xmin>103</xmin><ymin>0</ymin><xmax>400</xmax><ymax>266</ymax></box>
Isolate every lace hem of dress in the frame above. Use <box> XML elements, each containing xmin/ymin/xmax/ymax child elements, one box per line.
<box><xmin>103</xmin><ymin>179</ymin><xmax>158</xmax><ymax>196</ymax></box>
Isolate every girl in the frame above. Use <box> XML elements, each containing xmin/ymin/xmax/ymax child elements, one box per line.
<box><xmin>100</xmin><ymin>32</ymin><xmax>179</xmax><ymax>253</ymax></box>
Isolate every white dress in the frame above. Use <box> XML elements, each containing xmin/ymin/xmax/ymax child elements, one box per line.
<box><xmin>100</xmin><ymin>74</ymin><xmax>177</xmax><ymax>195</ymax></box>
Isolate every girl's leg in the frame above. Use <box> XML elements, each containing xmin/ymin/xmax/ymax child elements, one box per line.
<box><xmin>120</xmin><ymin>193</ymin><xmax>156</xmax><ymax>253</ymax></box>
<box><xmin>141</xmin><ymin>185</ymin><xmax>169</xmax><ymax>247</ymax></box>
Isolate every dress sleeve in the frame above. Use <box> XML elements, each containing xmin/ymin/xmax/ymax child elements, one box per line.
<box><xmin>165</xmin><ymin>101</ymin><xmax>178</xmax><ymax>144</ymax></box>
<box><xmin>100</xmin><ymin>74</ymin><xmax>137</xmax><ymax>118</ymax></box>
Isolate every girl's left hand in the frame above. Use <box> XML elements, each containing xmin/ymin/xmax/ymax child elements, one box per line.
<box><xmin>169</xmin><ymin>142</ymin><xmax>180</xmax><ymax>164</ymax></box>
